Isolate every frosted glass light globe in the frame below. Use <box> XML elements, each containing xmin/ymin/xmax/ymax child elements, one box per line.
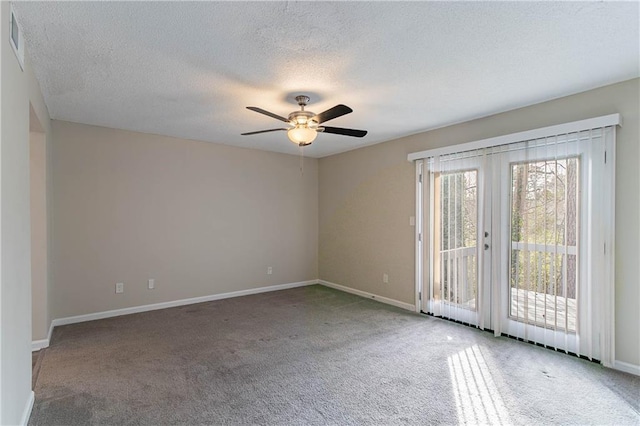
<box><xmin>287</xmin><ymin>125</ymin><xmax>317</xmax><ymax>145</ymax></box>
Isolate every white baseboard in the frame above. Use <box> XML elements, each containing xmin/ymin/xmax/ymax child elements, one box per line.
<box><xmin>51</xmin><ymin>280</ymin><xmax>318</xmax><ymax>328</ymax></box>
<box><xmin>48</xmin><ymin>319</ymin><xmax>54</xmax><ymax>343</ymax></box>
<box><xmin>318</xmin><ymin>279</ymin><xmax>415</xmax><ymax>311</ymax></box>
<box><xmin>20</xmin><ymin>391</ymin><xmax>34</xmax><ymax>426</ymax></box>
<box><xmin>31</xmin><ymin>318</ymin><xmax>57</xmax><ymax>352</ymax></box>
<box><xmin>30</xmin><ymin>278</ymin><xmax>639</xmax><ymax>381</ymax></box>
<box><xmin>32</xmin><ymin>338</ymin><xmax>48</xmax><ymax>351</ymax></box>
<box><xmin>613</xmin><ymin>360</ymin><xmax>640</xmax><ymax>376</ymax></box>
<box><xmin>33</xmin><ymin>279</ymin><xmax>415</xmax><ymax>350</ymax></box>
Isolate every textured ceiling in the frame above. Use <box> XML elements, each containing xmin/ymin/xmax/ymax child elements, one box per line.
<box><xmin>13</xmin><ymin>1</ymin><xmax>640</xmax><ymax>158</ymax></box>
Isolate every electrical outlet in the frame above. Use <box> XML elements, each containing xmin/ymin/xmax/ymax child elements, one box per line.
<box><xmin>267</xmin><ymin>266</ymin><xmax>273</xmax><ymax>275</ymax></box>
<box><xmin>383</xmin><ymin>273</ymin><xmax>389</xmax><ymax>284</ymax></box>
<box><xmin>115</xmin><ymin>282</ymin><xmax>124</xmax><ymax>294</ymax></box>
<box><xmin>148</xmin><ymin>279</ymin><xmax>155</xmax><ymax>290</ymax></box>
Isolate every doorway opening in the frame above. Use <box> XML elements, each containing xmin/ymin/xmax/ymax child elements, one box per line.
<box><xmin>29</xmin><ymin>103</ymin><xmax>49</xmax><ymax>381</ymax></box>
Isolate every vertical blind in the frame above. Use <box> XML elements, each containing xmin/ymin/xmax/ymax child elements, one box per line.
<box><xmin>423</xmin><ymin>125</ymin><xmax>615</xmax><ymax>363</ymax></box>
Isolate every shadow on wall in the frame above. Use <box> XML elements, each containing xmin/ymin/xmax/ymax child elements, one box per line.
<box><xmin>320</xmin><ymin>163</ymin><xmax>415</xmax><ymax>304</ymax></box>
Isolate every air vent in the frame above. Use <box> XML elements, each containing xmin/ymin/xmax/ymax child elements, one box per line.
<box><xmin>9</xmin><ymin>4</ymin><xmax>24</xmax><ymax>70</ymax></box>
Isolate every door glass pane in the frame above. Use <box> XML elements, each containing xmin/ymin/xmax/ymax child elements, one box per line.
<box><xmin>435</xmin><ymin>170</ymin><xmax>478</xmax><ymax>310</ymax></box>
<box><xmin>509</xmin><ymin>158</ymin><xmax>579</xmax><ymax>332</ymax></box>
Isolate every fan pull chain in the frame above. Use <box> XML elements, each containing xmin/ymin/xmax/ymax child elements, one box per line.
<box><xmin>299</xmin><ymin>145</ymin><xmax>304</xmax><ymax>176</ymax></box>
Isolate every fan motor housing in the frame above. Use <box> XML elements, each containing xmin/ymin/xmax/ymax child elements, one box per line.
<box><xmin>288</xmin><ymin>111</ymin><xmax>318</xmax><ymax>127</ymax></box>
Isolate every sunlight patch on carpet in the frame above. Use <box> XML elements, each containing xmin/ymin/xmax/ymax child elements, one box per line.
<box><xmin>448</xmin><ymin>344</ymin><xmax>510</xmax><ymax>425</ymax></box>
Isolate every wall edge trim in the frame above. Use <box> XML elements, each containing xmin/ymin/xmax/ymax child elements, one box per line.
<box><xmin>613</xmin><ymin>360</ymin><xmax>640</xmax><ymax>376</ymax></box>
<box><xmin>20</xmin><ymin>391</ymin><xmax>35</xmax><ymax>426</ymax></box>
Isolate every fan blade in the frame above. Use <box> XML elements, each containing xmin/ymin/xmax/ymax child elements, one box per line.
<box><xmin>321</xmin><ymin>126</ymin><xmax>367</xmax><ymax>138</ymax></box>
<box><xmin>312</xmin><ymin>105</ymin><xmax>353</xmax><ymax>124</ymax></box>
<box><xmin>246</xmin><ymin>107</ymin><xmax>289</xmax><ymax>123</ymax></box>
<box><xmin>241</xmin><ymin>128</ymin><xmax>288</xmax><ymax>136</ymax></box>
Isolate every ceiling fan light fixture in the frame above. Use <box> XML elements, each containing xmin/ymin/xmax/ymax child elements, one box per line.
<box><xmin>243</xmin><ymin>95</ymin><xmax>367</xmax><ymax>144</ymax></box>
<box><xmin>287</xmin><ymin>124</ymin><xmax>317</xmax><ymax>145</ymax></box>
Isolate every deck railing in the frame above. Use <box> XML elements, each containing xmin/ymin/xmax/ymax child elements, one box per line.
<box><xmin>510</xmin><ymin>241</ymin><xmax>577</xmax><ymax>332</ymax></box>
<box><xmin>439</xmin><ymin>246</ymin><xmax>477</xmax><ymax>309</ymax></box>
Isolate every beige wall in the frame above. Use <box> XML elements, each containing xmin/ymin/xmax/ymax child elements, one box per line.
<box><xmin>30</xmin><ymin>131</ymin><xmax>48</xmax><ymax>341</ymax></box>
<box><xmin>319</xmin><ymin>78</ymin><xmax>640</xmax><ymax>366</ymax></box>
<box><xmin>1</xmin><ymin>2</ymin><xmax>52</xmax><ymax>423</ymax></box>
<box><xmin>51</xmin><ymin>121</ymin><xmax>318</xmax><ymax>319</ymax></box>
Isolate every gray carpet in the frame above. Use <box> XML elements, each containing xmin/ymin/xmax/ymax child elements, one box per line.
<box><xmin>29</xmin><ymin>285</ymin><xmax>639</xmax><ymax>425</ymax></box>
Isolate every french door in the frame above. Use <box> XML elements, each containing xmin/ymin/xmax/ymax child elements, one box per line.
<box><xmin>494</xmin><ymin>140</ymin><xmax>587</xmax><ymax>354</ymax></box>
<box><xmin>425</xmin><ymin>154</ymin><xmax>490</xmax><ymax>329</ymax></box>
<box><xmin>417</xmin><ymin>123</ymin><xmax>616</xmax><ymax>363</ymax></box>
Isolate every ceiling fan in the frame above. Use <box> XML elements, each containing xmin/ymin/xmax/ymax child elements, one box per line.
<box><xmin>241</xmin><ymin>95</ymin><xmax>367</xmax><ymax>146</ymax></box>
